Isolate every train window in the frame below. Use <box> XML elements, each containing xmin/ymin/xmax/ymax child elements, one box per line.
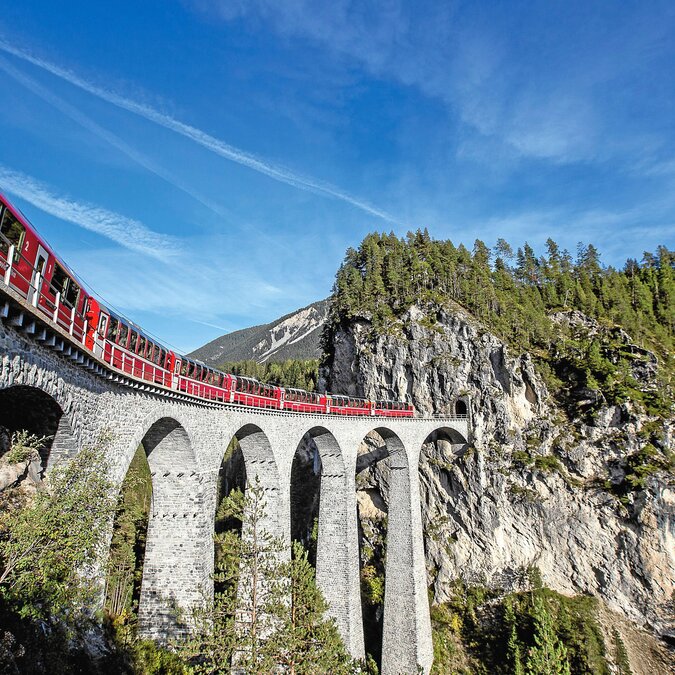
<box><xmin>138</xmin><ymin>336</ymin><xmax>146</xmax><ymax>357</ymax></box>
<box><xmin>180</xmin><ymin>361</ymin><xmax>188</xmax><ymax>376</ymax></box>
<box><xmin>129</xmin><ymin>332</ymin><xmax>138</xmax><ymax>353</ymax></box>
<box><xmin>64</xmin><ymin>278</ymin><xmax>80</xmax><ymax>310</ymax></box>
<box><xmin>50</xmin><ymin>264</ymin><xmax>68</xmax><ymax>298</ymax></box>
<box><xmin>0</xmin><ymin>208</ymin><xmax>25</xmax><ymax>257</ymax></box>
<box><xmin>107</xmin><ymin>316</ymin><xmax>118</xmax><ymax>341</ymax></box>
<box><xmin>157</xmin><ymin>349</ymin><xmax>165</xmax><ymax>367</ymax></box>
<box><xmin>118</xmin><ymin>322</ymin><xmax>129</xmax><ymax>347</ymax></box>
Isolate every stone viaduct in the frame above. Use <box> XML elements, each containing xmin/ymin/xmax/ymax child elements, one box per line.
<box><xmin>0</xmin><ymin>285</ymin><xmax>469</xmax><ymax>674</ymax></box>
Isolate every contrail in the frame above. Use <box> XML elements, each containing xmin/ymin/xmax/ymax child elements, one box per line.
<box><xmin>0</xmin><ymin>40</ymin><xmax>402</xmax><ymax>224</ymax></box>
<box><xmin>0</xmin><ymin>166</ymin><xmax>177</xmax><ymax>261</ymax></box>
<box><xmin>0</xmin><ymin>55</ymin><xmax>297</xmax><ymax>257</ymax></box>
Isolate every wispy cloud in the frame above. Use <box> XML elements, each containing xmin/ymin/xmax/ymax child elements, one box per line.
<box><xmin>192</xmin><ymin>2</ymin><xmax>673</xmax><ymax>166</ymax></box>
<box><xmin>0</xmin><ymin>39</ymin><xmax>401</xmax><ymax>224</ymax></box>
<box><xmin>0</xmin><ymin>55</ymin><xmax>298</xmax><ymax>254</ymax></box>
<box><xmin>0</xmin><ymin>166</ymin><xmax>177</xmax><ymax>260</ymax></box>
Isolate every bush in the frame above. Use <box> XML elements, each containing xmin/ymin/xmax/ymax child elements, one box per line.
<box><xmin>4</xmin><ymin>430</ymin><xmax>48</xmax><ymax>464</ymax></box>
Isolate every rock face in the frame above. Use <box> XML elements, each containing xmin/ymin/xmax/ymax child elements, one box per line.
<box><xmin>321</xmin><ymin>304</ymin><xmax>675</xmax><ymax>641</ymax></box>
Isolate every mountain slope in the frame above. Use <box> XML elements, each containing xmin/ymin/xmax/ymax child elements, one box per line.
<box><xmin>190</xmin><ymin>300</ymin><xmax>328</xmax><ymax>366</ymax></box>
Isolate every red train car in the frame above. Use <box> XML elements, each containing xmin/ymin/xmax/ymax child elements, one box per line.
<box><xmin>1</xmin><ymin>192</ymin><xmax>415</xmax><ymax>418</ymax></box>
<box><xmin>1</xmin><ymin>193</ymin><xmax>89</xmax><ymax>342</ymax></box>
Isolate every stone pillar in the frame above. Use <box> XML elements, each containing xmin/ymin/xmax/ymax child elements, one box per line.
<box><xmin>138</xmin><ymin>420</ymin><xmax>211</xmax><ymax>640</ymax></box>
<box><xmin>381</xmin><ymin>438</ymin><xmax>433</xmax><ymax>675</ymax></box>
<box><xmin>314</xmin><ymin>430</ymin><xmax>365</xmax><ymax>659</ymax></box>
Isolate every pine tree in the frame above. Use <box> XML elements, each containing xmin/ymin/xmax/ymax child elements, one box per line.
<box><xmin>525</xmin><ymin>596</ymin><xmax>571</xmax><ymax>675</ymax></box>
<box><xmin>504</xmin><ymin>597</ymin><xmax>524</xmax><ymax>675</ymax></box>
<box><xmin>180</xmin><ymin>481</ymin><xmax>355</xmax><ymax>673</ymax></box>
<box><xmin>269</xmin><ymin>542</ymin><xmax>353</xmax><ymax>674</ymax></box>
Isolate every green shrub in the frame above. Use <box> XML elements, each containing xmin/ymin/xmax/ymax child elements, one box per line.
<box><xmin>4</xmin><ymin>430</ymin><xmax>48</xmax><ymax>464</ymax></box>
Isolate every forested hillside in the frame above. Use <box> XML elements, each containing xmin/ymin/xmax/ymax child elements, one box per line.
<box><xmin>326</xmin><ymin>231</ymin><xmax>674</xmax><ymax>416</ymax></box>
<box><xmin>217</xmin><ymin>359</ymin><xmax>319</xmax><ymax>391</ymax></box>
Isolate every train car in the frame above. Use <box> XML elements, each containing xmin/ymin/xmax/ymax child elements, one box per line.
<box><xmin>328</xmin><ymin>394</ymin><xmax>372</xmax><ymax>416</ymax></box>
<box><xmin>283</xmin><ymin>388</ymin><xmax>325</xmax><ymax>414</ymax></box>
<box><xmin>1</xmin><ymin>193</ymin><xmax>89</xmax><ymax>342</ymax></box>
<box><xmin>231</xmin><ymin>376</ymin><xmax>279</xmax><ymax>409</ymax></box>
<box><xmin>96</xmin><ymin>308</ymin><xmax>172</xmax><ymax>388</ymax></box>
<box><xmin>372</xmin><ymin>400</ymin><xmax>415</xmax><ymax>418</ymax></box>
<box><xmin>178</xmin><ymin>357</ymin><xmax>232</xmax><ymax>402</ymax></box>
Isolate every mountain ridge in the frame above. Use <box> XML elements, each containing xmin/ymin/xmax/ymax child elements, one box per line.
<box><xmin>189</xmin><ymin>299</ymin><xmax>328</xmax><ymax>366</ymax></box>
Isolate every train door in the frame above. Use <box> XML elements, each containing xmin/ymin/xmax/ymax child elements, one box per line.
<box><xmin>84</xmin><ymin>298</ymin><xmax>100</xmax><ymax>352</ymax></box>
<box><xmin>172</xmin><ymin>357</ymin><xmax>181</xmax><ymax>390</ymax></box>
<box><xmin>29</xmin><ymin>245</ymin><xmax>49</xmax><ymax>306</ymax></box>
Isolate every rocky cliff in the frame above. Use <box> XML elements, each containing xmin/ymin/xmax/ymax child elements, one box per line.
<box><xmin>320</xmin><ymin>303</ymin><xmax>675</xmax><ymax>649</ymax></box>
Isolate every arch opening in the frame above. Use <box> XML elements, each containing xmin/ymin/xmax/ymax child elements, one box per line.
<box><xmin>290</xmin><ymin>431</ymin><xmax>322</xmax><ymax>566</ymax></box>
<box><xmin>417</xmin><ymin>426</ymin><xmax>469</xmax><ymax>611</ymax></box>
<box><xmin>104</xmin><ymin>442</ymin><xmax>152</xmax><ymax>629</ymax></box>
<box><xmin>212</xmin><ymin>424</ymin><xmax>281</xmax><ymax>597</ymax></box>
<box><xmin>117</xmin><ymin>416</ymin><xmax>204</xmax><ymax>641</ymax></box>
<box><xmin>226</xmin><ymin>424</ymin><xmax>280</xmax><ymax>533</ymax></box>
<box><xmin>213</xmin><ymin>434</ymin><xmax>248</xmax><ymax>595</ymax></box>
<box><xmin>455</xmin><ymin>399</ymin><xmax>468</xmax><ymax>416</ymax></box>
<box><xmin>0</xmin><ymin>385</ymin><xmax>75</xmax><ymax>472</ymax></box>
<box><xmin>354</xmin><ymin>428</ymin><xmax>407</xmax><ymax>668</ymax></box>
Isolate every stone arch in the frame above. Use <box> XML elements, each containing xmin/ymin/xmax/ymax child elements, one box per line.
<box><xmin>115</xmin><ymin>407</ymin><xmax>198</xmax><ymax>485</ymax></box>
<box><xmin>135</xmin><ymin>415</ymin><xmax>209</xmax><ymax>641</ymax></box>
<box><xmin>422</xmin><ymin>425</ymin><xmax>468</xmax><ymax>454</ymax></box>
<box><xmin>0</xmin><ymin>384</ymin><xmax>77</xmax><ymax>471</ymax></box>
<box><xmin>455</xmin><ymin>399</ymin><xmax>468</xmax><ymax>416</ymax></box>
<box><xmin>356</xmin><ymin>427</ymin><xmax>432</xmax><ymax>675</ymax></box>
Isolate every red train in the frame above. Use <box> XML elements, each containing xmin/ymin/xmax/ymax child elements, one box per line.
<box><xmin>0</xmin><ymin>193</ymin><xmax>414</xmax><ymax>417</ymax></box>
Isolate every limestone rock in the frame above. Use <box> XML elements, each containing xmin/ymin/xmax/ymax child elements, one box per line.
<box><xmin>323</xmin><ymin>303</ymin><xmax>675</xmax><ymax>641</ymax></box>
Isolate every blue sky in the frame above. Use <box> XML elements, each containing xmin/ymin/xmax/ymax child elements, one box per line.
<box><xmin>0</xmin><ymin>1</ymin><xmax>674</xmax><ymax>352</ymax></box>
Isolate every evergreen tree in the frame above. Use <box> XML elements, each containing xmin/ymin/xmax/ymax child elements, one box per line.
<box><xmin>504</xmin><ymin>597</ymin><xmax>525</xmax><ymax>675</ymax></box>
<box><xmin>525</xmin><ymin>597</ymin><xmax>571</xmax><ymax>675</ymax></box>
<box><xmin>181</xmin><ymin>481</ymin><xmax>355</xmax><ymax>673</ymax></box>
